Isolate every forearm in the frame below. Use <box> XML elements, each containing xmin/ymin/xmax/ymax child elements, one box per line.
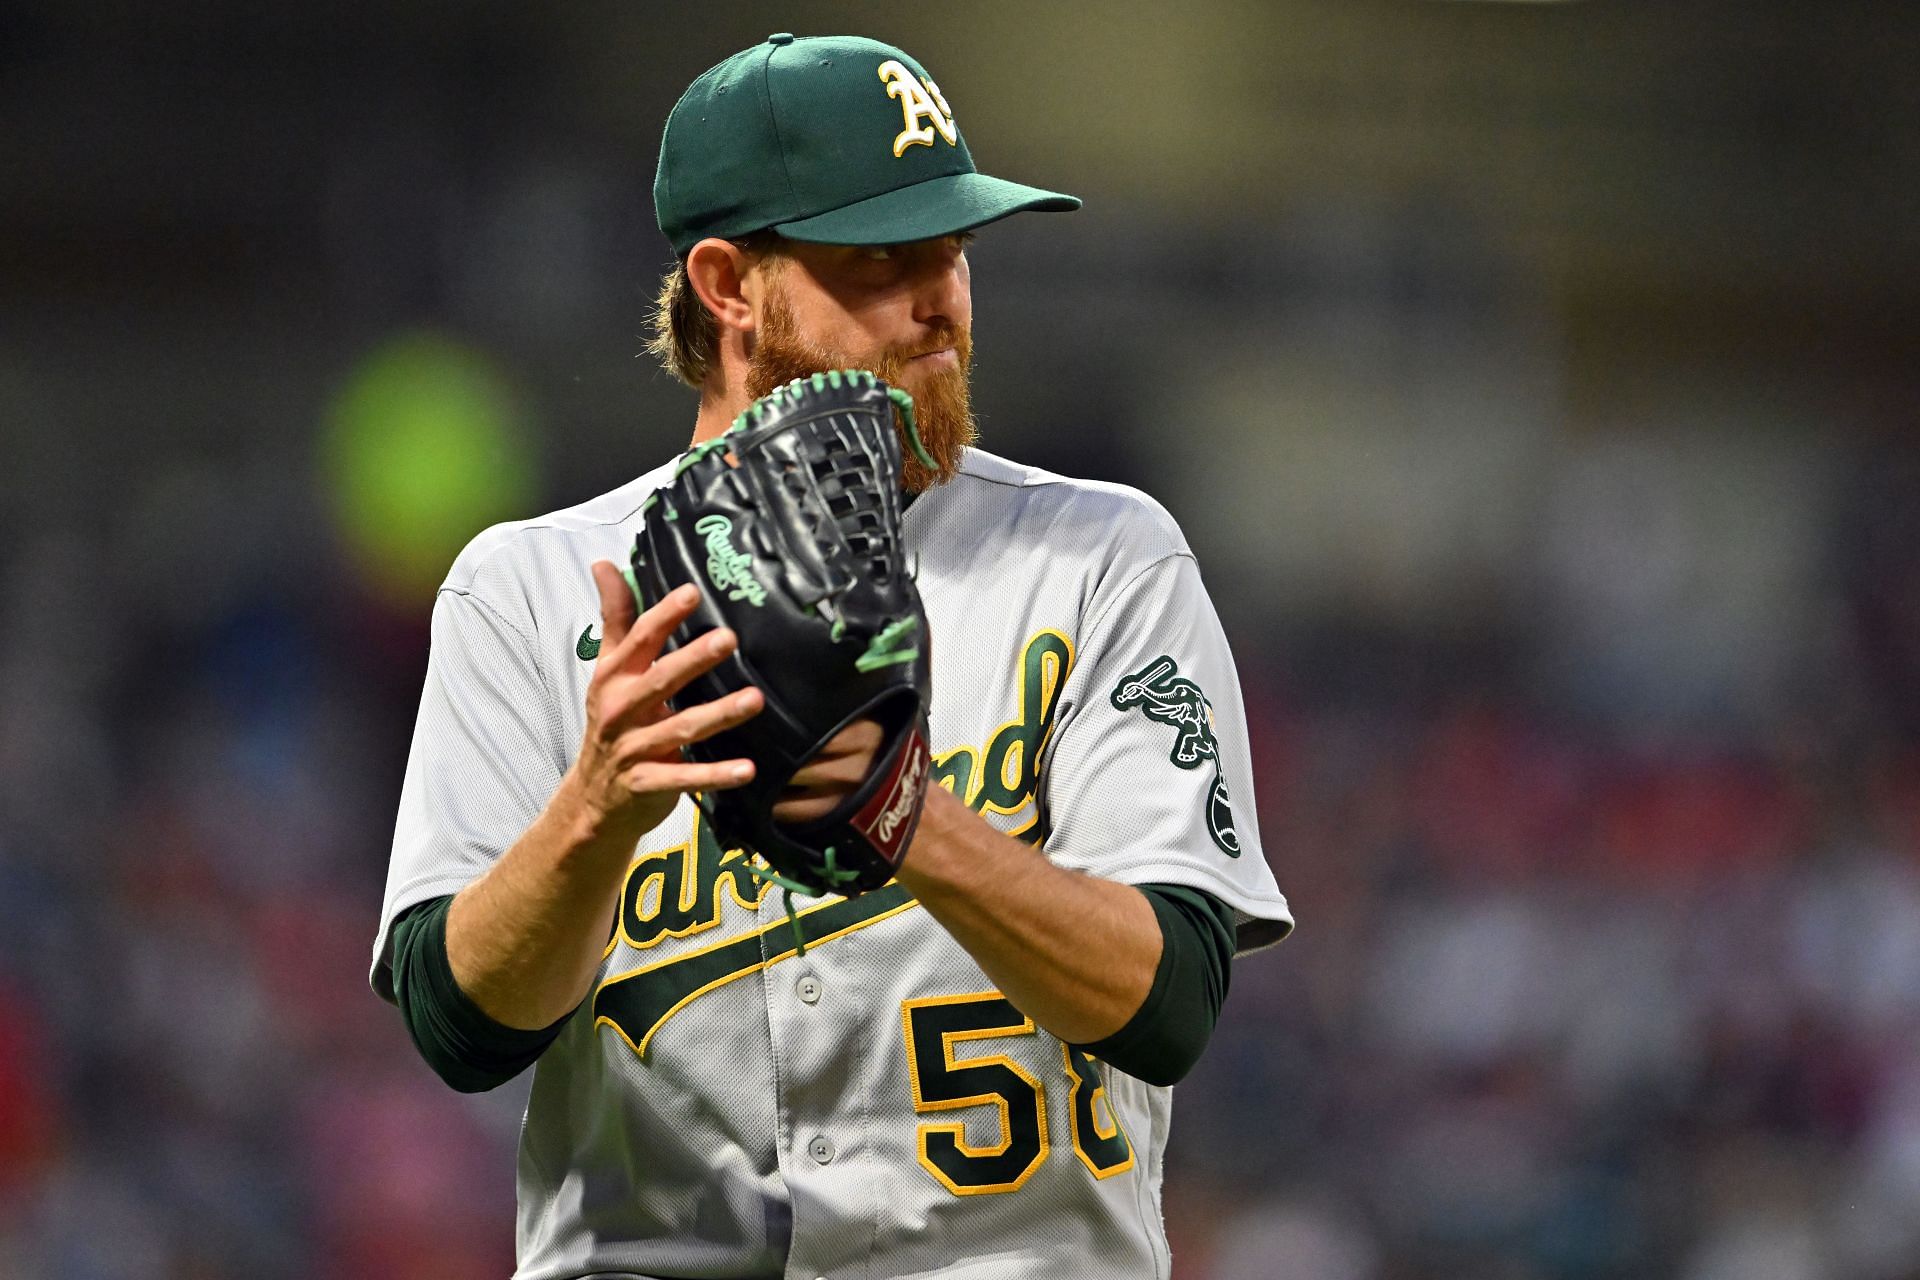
<box><xmin>894</xmin><ymin>785</ymin><xmax>1161</xmax><ymax>1045</ymax></box>
<box><xmin>445</xmin><ymin>771</ymin><xmax>641</xmax><ymax>1030</ymax></box>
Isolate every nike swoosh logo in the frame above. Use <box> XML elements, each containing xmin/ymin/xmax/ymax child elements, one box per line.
<box><xmin>576</xmin><ymin>626</ymin><xmax>600</xmax><ymax>661</ymax></box>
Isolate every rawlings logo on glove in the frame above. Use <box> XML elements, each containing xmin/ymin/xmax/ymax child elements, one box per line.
<box><xmin>693</xmin><ymin>514</ymin><xmax>768</xmax><ymax>606</ymax></box>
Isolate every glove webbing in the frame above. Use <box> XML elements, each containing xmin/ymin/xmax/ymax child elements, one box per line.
<box><xmin>732</xmin><ymin>370</ymin><xmax>937</xmax><ymax>471</ymax></box>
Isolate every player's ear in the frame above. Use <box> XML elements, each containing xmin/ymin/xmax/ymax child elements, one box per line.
<box><xmin>685</xmin><ymin>238</ymin><xmax>760</xmax><ymax>336</ymax></box>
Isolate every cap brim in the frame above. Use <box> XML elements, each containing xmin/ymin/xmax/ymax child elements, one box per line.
<box><xmin>773</xmin><ymin>171</ymin><xmax>1080</xmax><ymax>246</ymax></box>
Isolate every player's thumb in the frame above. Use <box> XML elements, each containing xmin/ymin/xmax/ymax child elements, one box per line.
<box><xmin>590</xmin><ymin>560</ymin><xmax>639</xmax><ymax>654</ymax></box>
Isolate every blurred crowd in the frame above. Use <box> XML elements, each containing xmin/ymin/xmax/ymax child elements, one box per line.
<box><xmin>1180</xmin><ymin>700</ymin><xmax>1920</xmax><ymax>1280</ymax></box>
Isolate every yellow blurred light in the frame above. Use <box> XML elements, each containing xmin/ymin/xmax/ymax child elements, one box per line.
<box><xmin>321</xmin><ymin>331</ymin><xmax>539</xmax><ymax>604</ymax></box>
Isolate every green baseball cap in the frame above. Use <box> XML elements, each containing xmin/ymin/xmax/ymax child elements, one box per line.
<box><xmin>655</xmin><ymin>33</ymin><xmax>1080</xmax><ymax>255</ymax></box>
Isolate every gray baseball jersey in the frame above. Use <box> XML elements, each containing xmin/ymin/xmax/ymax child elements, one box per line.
<box><xmin>372</xmin><ymin>447</ymin><xmax>1293</xmax><ymax>1280</ymax></box>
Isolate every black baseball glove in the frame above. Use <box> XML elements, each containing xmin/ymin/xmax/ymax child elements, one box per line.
<box><xmin>629</xmin><ymin>370</ymin><xmax>936</xmax><ymax>902</ymax></box>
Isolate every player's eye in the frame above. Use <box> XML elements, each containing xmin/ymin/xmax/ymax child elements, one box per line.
<box><xmin>862</xmin><ymin>245</ymin><xmax>894</xmax><ymax>261</ymax></box>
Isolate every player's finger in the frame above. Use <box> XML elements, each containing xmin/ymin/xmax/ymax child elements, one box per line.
<box><xmin>801</xmin><ymin>717</ymin><xmax>884</xmax><ymax>761</ymax></box>
<box><xmin>786</xmin><ymin>720</ymin><xmax>883</xmax><ymax>787</ymax></box>
<box><xmin>785</xmin><ymin>753</ymin><xmax>870</xmax><ymax>790</ymax></box>
<box><xmin>591</xmin><ymin>560</ymin><xmax>639</xmax><ymax>654</ymax></box>
<box><xmin>627</xmin><ymin>757</ymin><xmax>757</xmax><ymax>796</ymax></box>
<box><xmin>615</xmin><ymin>686</ymin><xmax>764</xmax><ymax>765</ymax></box>
<box><xmin>772</xmin><ymin>791</ymin><xmax>844</xmax><ymax>826</ymax></box>
<box><xmin>604</xmin><ymin>582</ymin><xmax>701</xmax><ymax>674</ymax></box>
<box><xmin>600</xmin><ymin>627</ymin><xmax>743</xmax><ymax>732</ymax></box>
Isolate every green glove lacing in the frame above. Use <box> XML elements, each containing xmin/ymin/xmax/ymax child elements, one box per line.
<box><xmin>885</xmin><ymin>386</ymin><xmax>938</xmax><ymax>470</ymax></box>
<box><xmin>737</xmin><ymin>845</ymin><xmax>865</xmax><ymax>957</ymax></box>
<box><xmin>727</xmin><ymin>370</ymin><xmax>938</xmax><ymax>472</ymax></box>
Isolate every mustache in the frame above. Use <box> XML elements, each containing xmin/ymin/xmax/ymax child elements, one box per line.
<box><xmin>881</xmin><ymin>326</ymin><xmax>967</xmax><ymax>371</ymax></box>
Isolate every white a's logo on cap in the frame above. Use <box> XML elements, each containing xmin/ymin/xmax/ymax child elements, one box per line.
<box><xmin>878</xmin><ymin>59</ymin><xmax>957</xmax><ymax>157</ymax></box>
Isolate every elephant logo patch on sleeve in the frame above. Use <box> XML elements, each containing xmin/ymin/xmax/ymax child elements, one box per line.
<box><xmin>1111</xmin><ymin>656</ymin><xmax>1241</xmax><ymax>857</ymax></box>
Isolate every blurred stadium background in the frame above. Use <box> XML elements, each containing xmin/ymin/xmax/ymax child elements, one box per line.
<box><xmin>4</xmin><ymin>2</ymin><xmax>1919</xmax><ymax>1276</ymax></box>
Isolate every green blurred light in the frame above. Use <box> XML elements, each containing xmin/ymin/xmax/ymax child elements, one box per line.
<box><xmin>322</xmin><ymin>331</ymin><xmax>539</xmax><ymax>602</ymax></box>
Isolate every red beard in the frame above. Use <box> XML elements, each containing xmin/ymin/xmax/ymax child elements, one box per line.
<box><xmin>746</xmin><ymin>290</ymin><xmax>976</xmax><ymax>494</ymax></box>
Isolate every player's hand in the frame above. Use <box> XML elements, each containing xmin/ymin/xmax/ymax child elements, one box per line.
<box><xmin>773</xmin><ymin>717</ymin><xmax>884</xmax><ymax>826</ymax></box>
<box><xmin>565</xmin><ymin>560</ymin><xmax>765</xmax><ymax>842</ymax></box>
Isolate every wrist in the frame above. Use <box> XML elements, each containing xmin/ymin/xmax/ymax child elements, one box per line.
<box><xmin>897</xmin><ymin>786</ymin><xmax>1022</xmax><ymax>901</ymax></box>
<box><xmin>550</xmin><ymin>768</ymin><xmax>653</xmax><ymax>858</ymax></box>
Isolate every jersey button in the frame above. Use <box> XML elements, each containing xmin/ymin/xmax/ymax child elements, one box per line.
<box><xmin>808</xmin><ymin>1135</ymin><xmax>835</xmax><ymax>1165</ymax></box>
<box><xmin>796</xmin><ymin>975</ymin><xmax>822</xmax><ymax>1004</ymax></box>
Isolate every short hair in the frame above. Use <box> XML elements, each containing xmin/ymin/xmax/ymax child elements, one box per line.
<box><xmin>646</xmin><ymin>232</ymin><xmax>783</xmax><ymax>389</ymax></box>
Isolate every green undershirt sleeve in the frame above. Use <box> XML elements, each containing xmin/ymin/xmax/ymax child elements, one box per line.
<box><xmin>392</xmin><ymin>880</ymin><xmax>1232</xmax><ymax>1093</ymax></box>
<box><xmin>390</xmin><ymin>895</ymin><xmax>575</xmax><ymax>1093</ymax></box>
<box><xmin>1078</xmin><ymin>882</ymin><xmax>1235</xmax><ymax>1087</ymax></box>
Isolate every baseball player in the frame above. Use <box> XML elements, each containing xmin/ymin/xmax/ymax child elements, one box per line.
<box><xmin>371</xmin><ymin>33</ymin><xmax>1292</xmax><ymax>1280</ymax></box>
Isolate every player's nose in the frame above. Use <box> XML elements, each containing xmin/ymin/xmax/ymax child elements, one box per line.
<box><xmin>908</xmin><ymin>237</ymin><xmax>971</xmax><ymax>331</ymax></box>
